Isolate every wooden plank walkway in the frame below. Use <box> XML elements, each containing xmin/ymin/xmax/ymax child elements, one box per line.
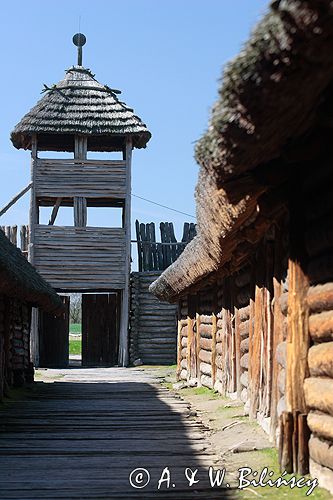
<box><xmin>0</xmin><ymin>368</ymin><xmax>233</xmax><ymax>499</ymax></box>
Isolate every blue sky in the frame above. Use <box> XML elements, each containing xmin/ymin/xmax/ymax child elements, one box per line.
<box><xmin>0</xmin><ymin>0</ymin><xmax>269</xmax><ymax>266</ymax></box>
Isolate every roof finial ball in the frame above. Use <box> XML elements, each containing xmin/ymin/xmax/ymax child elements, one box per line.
<box><xmin>73</xmin><ymin>32</ymin><xmax>86</xmax><ymax>67</ymax></box>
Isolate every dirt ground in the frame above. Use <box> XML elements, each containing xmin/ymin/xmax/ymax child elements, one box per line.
<box><xmin>142</xmin><ymin>365</ymin><xmax>332</xmax><ymax>500</ymax></box>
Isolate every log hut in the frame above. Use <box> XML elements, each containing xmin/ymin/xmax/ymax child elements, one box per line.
<box><xmin>0</xmin><ymin>228</ymin><xmax>63</xmax><ymax>400</ymax></box>
<box><xmin>151</xmin><ymin>0</ymin><xmax>333</xmax><ymax>492</ymax></box>
<box><xmin>10</xmin><ymin>33</ymin><xmax>151</xmax><ymax>368</ymax></box>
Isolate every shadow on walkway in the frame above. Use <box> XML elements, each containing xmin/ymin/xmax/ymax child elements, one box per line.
<box><xmin>0</xmin><ymin>376</ymin><xmax>235</xmax><ymax>499</ymax></box>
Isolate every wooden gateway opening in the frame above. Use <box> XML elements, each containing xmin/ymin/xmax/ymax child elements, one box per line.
<box><xmin>39</xmin><ymin>296</ymin><xmax>70</xmax><ymax>368</ymax></box>
<box><xmin>82</xmin><ymin>293</ymin><xmax>120</xmax><ymax>367</ymax></box>
<box><xmin>39</xmin><ymin>293</ymin><xmax>120</xmax><ymax>368</ymax></box>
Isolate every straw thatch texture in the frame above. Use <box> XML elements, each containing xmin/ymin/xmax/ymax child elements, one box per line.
<box><xmin>0</xmin><ymin>230</ymin><xmax>63</xmax><ymax>314</ymax></box>
<box><xmin>196</xmin><ymin>0</ymin><xmax>333</xmax><ymax>183</ymax></box>
<box><xmin>151</xmin><ymin>0</ymin><xmax>333</xmax><ymax>301</ymax></box>
<box><xmin>11</xmin><ymin>66</ymin><xmax>151</xmax><ymax>151</ymax></box>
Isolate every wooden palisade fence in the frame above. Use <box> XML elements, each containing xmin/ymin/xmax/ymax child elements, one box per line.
<box><xmin>135</xmin><ymin>220</ymin><xmax>196</xmax><ymax>272</ymax></box>
<box><xmin>130</xmin><ymin>221</ymin><xmax>196</xmax><ymax>365</ymax></box>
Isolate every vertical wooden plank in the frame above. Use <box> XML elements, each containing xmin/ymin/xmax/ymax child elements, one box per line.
<box><xmin>248</xmin><ymin>251</ymin><xmax>262</xmax><ymax>420</ymax></box>
<box><xmin>270</xmin><ymin>223</ymin><xmax>285</xmax><ymax>440</ymax></box>
<box><xmin>135</xmin><ymin>220</ymin><xmax>143</xmax><ymax>272</ymax></box>
<box><xmin>187</xmin><ymin>317</ymin><xmax>193</xmax><ymax>381</ymax></box>
<box><xmin>292</xmin><ymin>410</ymin><xmax>300</xmax><ymax>473</ymax></box>
<box><xmin>177</xmin><ymin>318</ymin><xmax>182</xmax><ymax>380</ymax></box>
<box><xmin>11</xmin><ymin>226</ymin><xmax>17</xmax><ymax>246</ymax></box>
<box><xmin>118</xmin><ymin>137</ymin><xmax>132</xmax><ymax>366</ymax></box>
<box><xmin>211</xmin><ymin>313</ymin><xmax>217</xmax><ymax>387</ymax></box>
<box><xmin>281</xmin><ymin>411</ymin><xmax>293</xmax><ymax>473</ymax></box>
<box><xmin>74</xmin><ymin>197</ymin><xmax>87</xmax><ymax>227</ymax></box>
<box><xmin>297</xmin><ymin>413</ymin><xmax>310</xmax><ymax>475</ymax></box>
<box><xmin>28</xmin><ymin>134</ymin><xmax>38</xmax><ymax>265</ymax></box>
<box><xmin>74</xmin><ymin>135</ymin><xmax>87</xmax><ymax>159</ymax></box>
<box><xmin>196</xmin><ymin>312</ymin><xmax>202</xmax><ymax>386</ymax></box>
<box><xmin>29</xmin><ymin>135</ymin><xmax>38</xmax><ymax>365</ymax></box>
<box><xmin>286</xmin><ymin>258</ymin><xmax>309</xmax><ymax>414</ymax></box>
<box><xmin>265</xmin><ymin>239</ymin><xmax>275</xmax><ymax>417</ymax></box>
<box><xmin>234</xmin><ymin>306</ymin><xmax>242</xmax><ymax>398</ymax></box>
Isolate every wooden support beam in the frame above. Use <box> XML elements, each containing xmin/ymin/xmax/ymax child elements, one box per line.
<box><xmin>74</xmin><ymin>135</ymin><xmax>87</xmax><ymax>160</ymax></box>
<box><xmin>118</xmin><ymin>137</ymin><xmax>132</xmax><ymax>367</ymax></box>
<box><xmin>74</xmin><ymin>197</ymin><xmax>87</xmax><ymax>227</ymax></box>
<box><xmin>0</xmin><ymin>182</ymin><xmax>32</xmax><ymax>218</ymax></box>
<box><xmin>48</xmin><ymin>198</ymin><xmax>62</xmax><ymax>225</ymax></box>
<box><xmin>29</xmin><ymin>135</ymin><xmax>39</xmax><ymax>366</ymax></box>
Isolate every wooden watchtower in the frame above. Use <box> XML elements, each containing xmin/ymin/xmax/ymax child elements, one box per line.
<box><xmin>10</xmin><ymin>34</ymin><xmax>151</xmax><ymax>367</ymax></box>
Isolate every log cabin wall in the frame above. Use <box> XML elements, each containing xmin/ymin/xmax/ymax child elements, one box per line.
<box><xmin>0</xmin><ymin>295</ymin><xmax>33</xmax><ymax>401</ymax></box>
<box><xmin>175</xmin><ymin>216</ymin><xmax>290</xmax><ymax>443</ymax></box>
<box><xmin>302</xmin><ymin>161</ymin><xmax>333</xmax><ymax>491</ymax></box>
<box><xmin>130</xmin><ymin>272</ymin><xmax>177</xmax><ymax>365</ymax></box>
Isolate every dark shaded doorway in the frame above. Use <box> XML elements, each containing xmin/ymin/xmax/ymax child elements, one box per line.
<box><xmin>82</xmin><ymin>293</ymin><xmax>120</xmax><ymax>367</ymax></box>
<box><xmin>39</xmin><ymin>296</ymin><xmax>69</xmax><ymax>368</ymax></box>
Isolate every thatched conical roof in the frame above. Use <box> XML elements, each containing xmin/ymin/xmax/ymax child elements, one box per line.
<box><xmin>11</xmin><ymin>66</ymin><xmax>151</xmax><ymax>151</ymax></box>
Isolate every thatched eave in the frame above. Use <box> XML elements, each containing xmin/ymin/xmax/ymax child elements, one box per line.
<box><xmin>150</xmin><ymin>0</ymin><xmax>333</xmax><ymax>302</ymax></box>
<box><xmin>0</xmin><ymin>231</ymin><xmax>63</xmax><ymax>315</ymax></box>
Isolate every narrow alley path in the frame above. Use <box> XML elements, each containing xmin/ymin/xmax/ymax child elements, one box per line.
<box><xmin>0</xmin><ymin>368</ymin><xmax>233</xmax><ymax>499</ymax></box>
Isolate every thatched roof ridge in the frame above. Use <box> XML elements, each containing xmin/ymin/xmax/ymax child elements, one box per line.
<box><xmin>0</xmin><ymin>230</ymin><xmax>63</xmax><ymax>314</ymax></box>
<box><xmin>11</xmin><ymin>66</ymin><xmax>151</xmax><ymax>151</ymax></box>
<box><xmin>150</xmin><ymin>0</ymin><xmax>333</xmax><ymax>301</ymax></box>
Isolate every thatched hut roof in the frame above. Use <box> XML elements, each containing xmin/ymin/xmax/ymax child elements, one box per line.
<box><xmin>151</xmin><ymin>0</ymin><xmax>333</xmax><ymax>302</ymax></box>
<box><xmin>11</xmin><ymin>66</ymin><xmax>151</xmax><ymax>151</ymax></box>
<box><xmin>0</xmin><ymin>230</ymin><xmax>63</xmax><ymax>314</ymax></box>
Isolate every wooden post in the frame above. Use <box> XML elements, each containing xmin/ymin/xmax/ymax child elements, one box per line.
<box><xmin>74</xmin><ymin>135</ymin><xmax>88</xmax><ymax>159</ymax></box>
<box><xmin>270</xmin><ymin>224</ymin><xmax>285</xmax><ymax>441</ymax></box>
<box><xmin>297</xmin><ymin>413</ymin><xmax>310</xmax><ymax>475</ymax></box>
<box><xmin>28</xmin><ymin>134</ymin><xmax>38</xmax><ymax>265</ymax></box>
<box><xmin>196</xmin><ymin>312</ymin><xmax>202</xmax><ymax>386</ymax></box>
<box><xmin>234</xmin><ymin>307</ymin><xmax>241</xmax><ymax>398</ymax></box>
<box><xmin>249</xmin><ymin>284</ymin><xmax>263</xmax><ymax>419</ymax></box>
<box><xmin>281</xmin><ymin>411</ymin><xmax>293</xmax><ymax>473</ymax></box>
<box><xmin>187</xmin><ymin>317</ymin><xmax>193</xmax><ymax>381</ymax></box>
<box><xmin>74</xmin><ymin>197</ymin><xmax>87</xmax><ymax>227</ymax></box>
<box><xmin>29</xmin><ymin>135</ymin><xmax>39</xmax><ymax>366</ymax></box>
<box><xmin>176</xmin><ymin>319</ymin><xmax>182</xmax><ymax>380</ymax></box>
<box><xmin>118</xmin><ymin>137</ymin><xmax>132</xmax><ymax>366</ymax></box>
<box><xmin>286</xmin><ymin>258</ymin><xmax>309</xmax><ymax>414</ymax></box>
<box><xmin>211</xmin><ymin>313</ymin><xmax>217</xmax><ymax>387</ymax></box>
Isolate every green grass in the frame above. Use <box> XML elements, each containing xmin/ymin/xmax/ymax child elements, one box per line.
<box><xmin>69</xmin><ymin>339</ymin><xmax>81</xmax><ymax>355</ymax></box>
<box><xmin>233</xmin><ymin>447</ymin><xmax>332</xmax><ymax>499</ymax></box>
<box><xmin>70</xmin><ymin>323</ymin><xmax>81</xmax><ymax>334</ymax></box>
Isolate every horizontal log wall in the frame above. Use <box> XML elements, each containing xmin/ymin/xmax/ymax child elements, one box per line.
<box><xmin>0</xmin><ymin>295</ymin><xmax>33</xmax><ymax>401</ymax></box>
<box><xmin>34</xmin><ymin>225</ymin><xmax>126</xmax><ymax>290</ymax></box>
<box><xmin>35</xmin><ymin>159</ymin><xmax>126</xmax><ymax>199</ymax></box>
<box><xmin>303</xmin><ymin>162</ymin><xmax>333</xmax><ymax>493</ymax></box>
<box><xmin>130</xmin><ymin>272</ymin><xmax>177</xmax><ymax>365</ymax></box>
